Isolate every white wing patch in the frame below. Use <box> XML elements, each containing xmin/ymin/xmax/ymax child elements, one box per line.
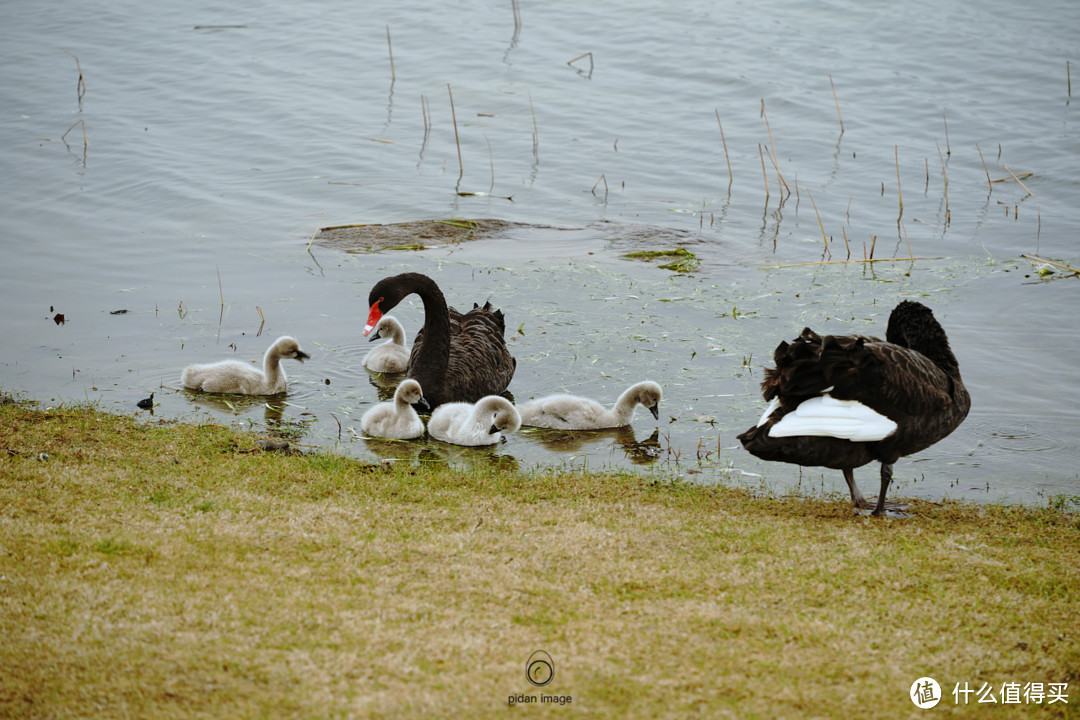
<box><xmin>767</xmin><ymin>395</ymin><xmax>897</xmax><ymax>442</ymax></box>
<box><xmin>756</xmin><ymin>397</ymin><xmax>781</xmax><ymax>429</ymax></box>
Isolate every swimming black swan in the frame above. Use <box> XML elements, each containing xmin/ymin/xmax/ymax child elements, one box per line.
<box><xmin>363</xmin><ymin>272</ymin><xmax>516</xmax><ymax>407</ymax></box>
<box><xmin>737</xmin><ymin>300</ymin><xmax>969</xmax><ymax>517</ymax></box>
<box><xmin>181</xmin><ymin>336</ymin><xmax>310</xmax><ymax>394</ymax></box>
<box><xmin>360</xmin><ymin>379</ymin><xmax>428</xmax><ymax>439</ymax></box>
<box><xmin>363</xmin><ymin>315</ymin><xmax>410</xmax><ymax>374</ymax></box>
<box><xmin>427</xmin><ymin>395</ymin><xmax>521</xmax><ymax>446</ymax></box>
<box><xmin>517</xmin><ymin>381</ymin><xmax>662</xmax><ymax>429</ymax></box>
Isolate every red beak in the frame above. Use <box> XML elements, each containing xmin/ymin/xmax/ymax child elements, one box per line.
<box><xmin>363</xmin><ymin>301</ymin><xmax>383</xmax><ymax>336</ymax></box>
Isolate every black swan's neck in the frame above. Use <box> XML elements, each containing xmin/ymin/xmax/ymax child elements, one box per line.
<box><xmin>401</xmin><ymin>274</ymin><xmax>451</xmax><ymax>377</ymax></box>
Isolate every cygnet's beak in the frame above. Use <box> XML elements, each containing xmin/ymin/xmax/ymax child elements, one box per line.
<box><xmin>488</xmin><ymin>424</ymin><xmax>500</xmax><ymax>435</ymax></box>
<box><xmin>368</xmin><ymin>329</ymin><xmax>383</xmax><ymax>342</ymax></box>
<box><xmin>649</xmin><ymin>404</ymin><xmax>660</xmax><ymax>420</ymax></box>
<box><xmin>363</xmin><ymin>301</ymin><xmax>383</xmax><ymax>337</ymax></box>
<box><xmin>296</xmin><ymin>350</ymin><xmax>311</xmax><ymax>363</ymax></box>
<box><xmin>418</xmin><ymin>396</ymin><xmax>430</xmax><ymax>410</ymax></box>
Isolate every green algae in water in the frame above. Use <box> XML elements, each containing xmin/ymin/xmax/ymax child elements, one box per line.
<box><xmin>623</xmin><ymin>247</ymin><xmax>699</xmax><ymax>273</ymax></box>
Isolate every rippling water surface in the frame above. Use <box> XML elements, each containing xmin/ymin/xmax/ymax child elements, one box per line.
<box><xmin>2</xmin><ymin>0</ymin><xmax>1078</xmax><ymax>506</ymax></box>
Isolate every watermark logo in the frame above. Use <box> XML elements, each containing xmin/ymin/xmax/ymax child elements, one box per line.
<box><xmin>508</xmin><ymin>651</ymin><xmax>572</xmax><ymax>707</ymax></box>
<box><xmin>911</xmin><ymin>677</ymin><xmax>942</xmax><ymax>709</ymax></box>
<box><xmin>526</xmin><ymin>650</ymin><xmax>554</xmax><ymax>687</ymax></box>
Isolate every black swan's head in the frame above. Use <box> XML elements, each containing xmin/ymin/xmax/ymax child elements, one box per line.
<box><xmin>885</xmin><ymin>300</ymin><xmax>958</xmax><ymax>373</ymax></box>
<box><xmin>364</xmin><ymin>273</ymin><xmax>432</xmax><ymax>337</ymax></box>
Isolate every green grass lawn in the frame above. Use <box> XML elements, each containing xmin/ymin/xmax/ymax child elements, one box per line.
<box><xmin>1</xmin><ymin>400</ymin><xmax>1077</xmax><ymax>718</ymax></box>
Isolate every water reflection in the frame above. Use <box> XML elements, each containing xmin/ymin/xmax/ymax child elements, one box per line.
<box><xmin>516</xmin><ymin>425</ymin><xmax>661</xmax><ymax>465</ymax></box>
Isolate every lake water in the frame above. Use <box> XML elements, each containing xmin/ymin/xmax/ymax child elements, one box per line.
<box><xmin>1</xmin><ymin>0</ymin><xmax>1078</xmax><ymax>507</ymax></box>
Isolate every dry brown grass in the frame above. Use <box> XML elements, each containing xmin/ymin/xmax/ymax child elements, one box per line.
<box><xmin>0</xmin><ymin>401</ymin><xmax>1077</xmax><ymax>718</ymax></box>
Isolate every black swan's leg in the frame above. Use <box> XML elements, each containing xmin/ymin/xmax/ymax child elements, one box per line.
<box><xmin>871</xmin><ymin>463</ymin><xmax>893</xmax><ymax>517</ymax></box>
<box><xmin>842</xmin><ymin>468</ymin><xmax>871</xmax><ymax>510</ymax></box>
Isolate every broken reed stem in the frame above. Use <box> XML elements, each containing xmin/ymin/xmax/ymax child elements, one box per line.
<box><xmin>567</xmin><ymin>52</ymin><xmax>594</xmax><ymax>76</ymax></box>
<box><xmin>306</xmin><ymin>212</ymin><xmax>325</xmax><ymax>251</ymax></box>
<box><xmin>511</xmin><ymin>0</ymin><xmax>522</xmax><ymax>37</ymax></box>
<box><xmin>805</xmin><ymin>189</ymin><xmax>828</xmax><ymax>250</ymax></box>
<box><xmin>421</xmin><ymin>95</ymin><xmax>430</xmax><ymax>134</ymax></box>
<box><xmin>485</xmin><ymin>134</ymin><xmax>494</xmax><ymax>191</ymax></box>
<box><xmin>1002</xmin><ymin>164</ymin><xmax>1034</xmax><ymax>196</ymax></box>
<box><xmin>762</xmin><ymin>144</ymin><xmax>789</xmax><ymax>198</ymax></box>
<box><xmin>1068</xmin><ymin>61</ymin><xmax>1072</xmax><ymax>98</ymax></box>
<box><xmin>869</xmin><ymin>235</ymin><xmax>877</xmax><ymax>259</ymax></box>
<box><xmin>758</xmin><ymin>144</ymin><xmax>770</xmax><ymax>201</ymax></box>
<box><xmin>760</xmin><ymin>100</ymin><xmax>790</xmax><ymax>195</ymax></box>
<box><xmin>842</xmin><ymin>227</ymin><xmax>851</xmax><ymax>260</ymax></box>
<box><xmin>943</xmin><ymin>113</ymin><xmax>950</xmax><ymax>155</ymax></box>
<box><xmin>386</xmin><ymin>26</ymin><xmax>395</xmax><ymax>82</ymax></box>
<box><xmin>895</xmin><ymin>145</ymin><xmax>903</xmax><ymax>219</ymax></box>
<box><xmin>901</xmin><ymin>221</ymin><xmax>913</xmax><ymax>259</ymax></box>
<box><xmin>528</xmin><ymin>91</ymin><xmax>538</xmax><ymax>152</ymax></box>
<box><xmin>935</xmin><ymin>139</ymin><xmax>949</xmax><ymax>219</ymax></box>
<box><xmin>256</xmin><ymin>306</ymin><xmax>265</xmax><ymax>323</ymax></box>
<box><xmin>760</xmin><ymin>256</ymin><xmax>942</xmax><ymax>270</ymax></box>
<box><xmin>976</xmin><ymin>143</ymin><xmax>992</xmax><ymax>189</ymax></box>
<box><xmin>448</xmin><ymin>84</ymin><xmax>464</xmax><ymax>179</ymax></box>
<box><xmin>61</xmin><ymin>48</ymin><xmax>86</xmax><ymax>105</ymax></box>
<box><xmin>216</xmin><ymin>266</ymin><xmax>224</xmax><ymax>306</ymax></box>
<box><xmin>1022</xmin><ymin>254</ymin><xmax>1080</xmax><ymax>274</ymax></box>
<box><xmin>715</xmin><ymin>110</ymin><xmax>732</xmax><ymax>183</ymax></box>
<box><xmin>829</xmin><ymin>74</ymin><xmax>844</xmax><ymax>133</ymax></box>
<box><xmin>61</xmin><ymin>118</ymin><xmax>87</xmax><ymax>147</ymax></box>
<box><xmin>591</xmin><ymin>174</ymin><xmax>608</xmax><ymax>195</ymax></box>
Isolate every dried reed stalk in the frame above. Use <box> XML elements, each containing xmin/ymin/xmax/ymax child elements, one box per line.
<box><xmin>829</xmin><ymin>74</ymin><xmax>843</xmax><ymax>133</ymax></box>
<box><xmin>61</xmin><ymin>118</ymin><xmax>87</xmax><ymax>147</ymax></box>
<box><xmin>895</xmin><ymin>145</ymin><xmax>903</xmax><ymax>220</ymax></box>
<box><xmin>760</xmin><ymin>100</ymin><xmax>790</xmax><ymax>194</ymax></box>
<box><xmin>1002</xmin><ymin>164</ymin><xmax>1033</xmax><ymax>195</ymax></box>
<box><xmin>529</xmin><ymin>92</ymin><xmax>538</xmax><ymax>152</ymax></box>
<box><xmin>715</xmin><ymin>110</ymin><xmax>732</xmax><ymax>183</ymax></box>
<box><xmin>758</xmin><ymin>144</ymin><xmax>769</xmax><ymax>201</ymax></box>
<box><xmin>760</xmin><ymin>256</ymin><xmax>942</xmax><ymax>270</ymax></box>
<box><xmin>1022</xmin><ymin>254</ymin><xmax>1079</xmax><ymax>274</ymax></box>
<box><xmin>976</xmin><ymin>143</ymin><xmax>992</xmax><ymax>189</ymax></box>
<box><xmin>935</xmin><ymin>139</ymin><xmax>949</xmax><ymax>218</ymax></box>
<box><xmin>386</xmin><ymin>26</ymin><xmax>395</xmax><ymax>82</ymax></box>
<box><xmin>805</xmin><ymin>189</ymin><xmax>828</xmax><ymax>251</ymax></box>
<box><xmin>448</xmin><ymin>84</ymin><xmax>464</xmax><ymax>179</ymax></box>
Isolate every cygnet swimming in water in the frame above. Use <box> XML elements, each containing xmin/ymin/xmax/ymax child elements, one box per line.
<box><xmin>517</xmin><ymin>381</ymin><xmax>662</xmax><ymax>430</ymax></box>
<box><xmin>362</xmin><ymin>315</ymin><xmax>410</xmax><ymax>374</ymax></box>
<box><xmin>359</xmin><ymin>379</ymin><xmax>429</xmax><ymax>440</ymax></box>
<box><xmin>181</xmin><ymin>336</ymin><xmax>310</xmax><ymax>395</ymax></box>
<box><xmin>427</xmin><ymin>395</ymin><xmax>521</xmax><ymax>446</ymax></box>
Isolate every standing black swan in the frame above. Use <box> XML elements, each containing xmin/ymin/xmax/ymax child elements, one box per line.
<box><xmin>363</xmin><ymin>272</ymin><xmax>516</xmax><ymax>408</ymax></box>
<box><xmin>737</xmin><ymin>300</ymin><xmax>969</xmax><ymax>517</ymax></box>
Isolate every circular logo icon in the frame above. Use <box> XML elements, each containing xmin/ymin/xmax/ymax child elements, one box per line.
<box><xmin>910</xmin><ymin>677</ymin><xmax>941</xmax><ymax>709</ymax></box>
<box><xmin>526</xmin><ymin>651</ymin><xmax>554</xmax><ymax>687</ymax></box>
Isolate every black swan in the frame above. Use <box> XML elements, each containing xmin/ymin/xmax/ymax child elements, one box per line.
<box><xmin>737</xmin><ymin>300</ymin><xmax>969</xmax><ymax>517</ymax></box>
<box><xmin>363</xmin><ymin>272</ymin><xmax>516</xmax><ymax>407</ymax></box>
